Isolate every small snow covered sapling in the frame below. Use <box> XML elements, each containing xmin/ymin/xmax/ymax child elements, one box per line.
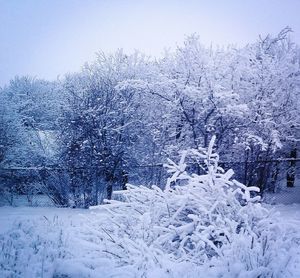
<box><xmin>158</xmin><ymin>135</ymin><xmax>263</xmax><ymax>259</ymax></box>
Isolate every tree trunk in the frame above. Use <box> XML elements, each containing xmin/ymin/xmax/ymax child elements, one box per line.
<box><xmin>107</xmin><ymin>181</ymin><xmax>113</xmax><ymax>200</ymax></box>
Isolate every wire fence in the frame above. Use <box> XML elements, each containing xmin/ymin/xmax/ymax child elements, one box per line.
<box><xmin>0</xmin><ymin>158</ymin><xmax>299</xmax><ymax>207</ymax></box>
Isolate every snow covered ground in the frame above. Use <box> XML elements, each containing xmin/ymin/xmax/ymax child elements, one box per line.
<box><xmin>264</xmin><ymin>186</ymin><xmax>300</xmax><ymax>205</ymax></box>
<box><xmin>0</xmin><ymin>203</ymin><xmax>299</xmax><ymax>278</ymax></box>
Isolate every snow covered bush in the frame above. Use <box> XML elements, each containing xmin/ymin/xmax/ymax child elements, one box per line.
<box><xmin>86</xmin><ymin>136</ymin><xmax>298</xmax><ymax>277</ymax></box>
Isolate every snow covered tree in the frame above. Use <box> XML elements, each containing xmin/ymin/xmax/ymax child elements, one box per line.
<box><xmin>0</xmin><ymin>76</ymin><xmax>62</xmax><ymax>166</ymax></box>
<box><xmin>59</xmin><ymin>50</ymin><xmax>152</xmax><ymax>207</ymax></box>
<box><xmin>117</xmin><ymin>35</ymin><xmax>249</xmax><ymax>171</ymax></box>
<box><xmin>231</xmin><ymin>27</ymin><xmax>300</xmax><ymax>189</ymax></box>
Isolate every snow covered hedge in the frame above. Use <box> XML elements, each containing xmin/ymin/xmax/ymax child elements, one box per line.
<box><xmin>87</xmin><ymin>136</ymin><xmax>298</xmax><ymax>277</ymax></box>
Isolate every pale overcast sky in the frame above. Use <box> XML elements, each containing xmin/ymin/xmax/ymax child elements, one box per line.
<box><xmin>1</xmin><ymin>0</ymin><xmax>300</xmax><ymax>86</ymax></box>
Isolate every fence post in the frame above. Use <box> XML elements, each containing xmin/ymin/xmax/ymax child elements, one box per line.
<box><xmin>287</xmin><ymin>148</ymin><xmax>297</xmax><ymax>187</ymax></box>
<box><xmin>244</xmin><ymin>150</ymin><xmax>249</xmax><ymax>185</ymax></box>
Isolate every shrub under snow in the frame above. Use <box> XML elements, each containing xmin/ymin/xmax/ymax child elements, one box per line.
<box><xmin>86</xmin><ymin>136</ymin><xmax>299</xmax><ymax>277</ymax></box>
